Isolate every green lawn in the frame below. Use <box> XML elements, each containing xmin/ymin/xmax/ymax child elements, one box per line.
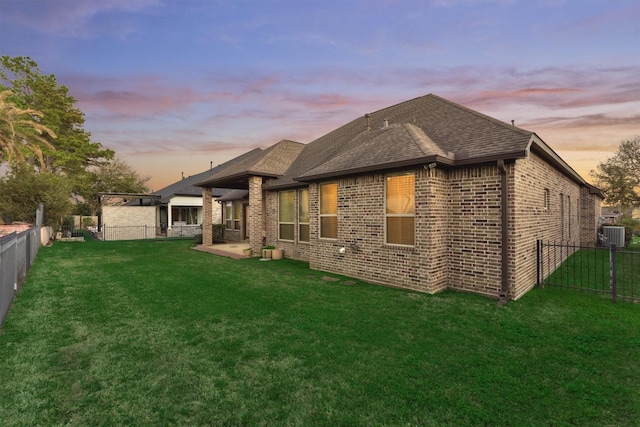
<box><xmin>543</xmin><ymin>243</ymin><xmax>640</xmax><ymax>301</ymax></box>
<box><xmin>1</xmin><ymin>239</ymin><xmax>638</xmax><ymax>426</ymax></box>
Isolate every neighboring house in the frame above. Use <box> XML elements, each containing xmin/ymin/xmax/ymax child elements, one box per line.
<box><xmin>97</xmin><ymin>192</ymin><xmax>161</xmax><ymax>240</ymax></box>
<box><xmin>600</xmin><ymin>207</ymin><xmax>621</xmax><ymax>225</ymax></box>
<box><xmin>149</xmin><ymin>168</ymin><xmax>233</xmax><ymax>237</ymax></box>
<box><xmin>197</xmin><ymin>94</ymin><xmax>603</xmax><ymax>300</ymax></box>
<box><xmin>96</xmin><ymin>165</ymin><xmax>235</xmax><ymax>240</ymax></box>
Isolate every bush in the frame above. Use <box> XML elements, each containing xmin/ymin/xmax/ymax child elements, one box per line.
<box><xmin>62</xmin><ymin>216</ymin><xmax>75</xmax><ymax>229</ymax></box>
<box><xmin>619</xmin><ymin>218</ymin><xmax>640</xmax><ymax>246</ymax></box>
<box><xmin>194</xmin><ymin>233</ymin><xmax>203</xmax><ymax>244</ymax></box>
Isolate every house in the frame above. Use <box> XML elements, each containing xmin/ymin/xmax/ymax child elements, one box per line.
<box><xmin>196</xmin><ymin>94</ymin><xmax>603</xmax><ymax>300</ymax></box>
<box><xmin>150</xmin><ymin>168</ymin><xmax>233</xmax><ymax>237</ymax></box>
<box><xmin>96</xmin><ymin>166</ymin><xmax>235</xmax><ymax>240</ymax></box>
<box><xmin>600</xmin><ymin>208</ymin><xmax>620</xmax><ymax>226</ymax></box>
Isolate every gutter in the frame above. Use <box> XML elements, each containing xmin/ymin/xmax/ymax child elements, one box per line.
<box><xmin>497</xmin><ymin>159</ymin><xmax>509</xmax><ymax>302</ymax></box>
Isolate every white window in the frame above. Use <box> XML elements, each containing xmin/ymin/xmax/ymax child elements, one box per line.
<box><xmin>544</xmin><ymin>188</ymin><xmax>549</xmax><ymax>212</ymax></box>
<box><xmin>279</xmin><ymin>190</ymin><xmax>295</xmax><ymax>241</ymax></box>
<box><xmin>319</xmin><ymin>182</ymin><xmax>337</xmax><ymax>239</ymax></box>
<box><xmin>385</xmin><ymin>173</ymin><xmax>415</xmax><ymax>246</ymax></box>
<box><xmin>298</xmin><ymin>188</ymin><xmax>309</xmax><ymax>242</ymax></box>
<box><xmin>224</xmin><ymin>201</ymin><xmax>241</xmax><ymax>230</ymax></box>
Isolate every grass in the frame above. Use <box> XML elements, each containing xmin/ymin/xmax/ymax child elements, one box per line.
<box><xmin>1</xmin><ymin>239</ymin><xmax>639</xmax><ymax>426</ymax></box>
<box><xmin>543</xmin><ymin>241</ymin><xmax>640</xmax><ymax>301</ymax></box>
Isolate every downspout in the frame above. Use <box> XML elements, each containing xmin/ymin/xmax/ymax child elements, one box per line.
<box><xmin>497</xmin><ymin>159</ymin><xmax>509</xmax><ymax>302</ymax></box>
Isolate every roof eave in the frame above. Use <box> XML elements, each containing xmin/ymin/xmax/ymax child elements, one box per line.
<box><xmin>197</xmin><ymin>171</ymin><xmax>281</xmax><ymax>189</ymax></box>
<box><xmin>292</xmin><ymin>155</ymin><xmax>451</xmax><ymax>183</ymax></box>
<box><xmin>527</xmin><ymin>134</ymin><xmax>586</xmax><ymax>185</ymax></box>
<box><xmin>290</xmin><ymin>151</ymin><xmax>531</xmax><ymax>183</ymax></box>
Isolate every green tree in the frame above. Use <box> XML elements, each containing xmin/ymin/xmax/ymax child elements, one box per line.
<box><xmin>79</xmin><ymin>157</ymin><xmax>151</xmax><ymax>215</ymax></box>
<box><xmin>0</xmin><ymin>166</ymin><xmax>73</xmax><ymax>226</ymax></box>
<box><xmin>0</xmin><ymin>89</ymin><xmax>56</xmax><ymax>169</ymax></box>
<box><xmin>0</xmin><ymin>55</ymin><xmax>114</xmax><ymax>180</ymax></box>
<box><xmin>1</xmin><ymin>56</ymin><xmax>151</xmax><ymax>222</ymax></box>
<box><xmin>591</xmin><ymin>136</ymin><xmax>640</xmax><ymax>208</ymax></box>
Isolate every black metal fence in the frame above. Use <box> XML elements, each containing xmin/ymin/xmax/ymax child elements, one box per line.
<box><xmin>89</xmin><ymin>224</ymin><xmax>202</xmax><ymax>241</ymax></box>
<box><xmin>537</xmin><ymin>240</ymin><xmax>639</xmax><ymax>302</ymax></box>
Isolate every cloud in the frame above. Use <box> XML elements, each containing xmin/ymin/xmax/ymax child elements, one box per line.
<box><xmin>2</xmin><ymin>0</ymin><xmax>161</xmax><ymax>38</ymax></box>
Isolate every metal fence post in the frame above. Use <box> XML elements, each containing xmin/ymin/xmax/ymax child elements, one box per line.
<box><xmin>610</xmin><ymin>244</ymin><xmax>617</xmax><ymax>303</ymax></box>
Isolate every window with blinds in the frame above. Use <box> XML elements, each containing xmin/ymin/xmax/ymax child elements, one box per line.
<box><xmin>233</xmin><ymin>201</ymin><xmax>241</xmax><ymax>230</ymax></box>
<box><xmin>279</xmin><ymin>190</ymin><xmax>295</xmax><ymax>241</ymax></box>
<box><xmin>224</xmin><ymin>202</ymin><xmax>233</xmax><ymax>230</ymax></box>
<box><xmin>298</xmin><ymin>188</ymin><xmax>310</xmax><ymax>242</ymax></box>
<box><xmin>225</xmin><ymin>201</ymin><xmax>241</xmax><ymax>230</ymax></box>
<box><xmin>386</xmin><ymin>173</ymin><xmax>415</xmax><ymax>246</ymax></box>
<box><xmin>320</xmin><ymin>182</ymin><xmax>338</xmax><ymax>239</ymax></box>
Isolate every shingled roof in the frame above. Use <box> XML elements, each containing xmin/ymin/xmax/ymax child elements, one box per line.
<box><xmin>197</xmin><ymin>140</ymin><xmax>305</xmax><ymax>189</ymax></box>
<box><xmin>263</xmin><ymin>94</ymin><xmax>584</xmax><ymax>189</ymax></box>
<box><xmin>197</xmin><ymin>94</ymin><xmax>585</xmax><ymax>191</ymax></box>
<box><xmin>153</xmin><ymin>167</ymin><xmax>232</xmax><ymax>204</ymax></box>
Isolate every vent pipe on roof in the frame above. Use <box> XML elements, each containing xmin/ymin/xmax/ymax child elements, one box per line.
<box><xmin>365</xmin><ymin>113</ymin><xmax>371</xmax><ymax>131</ymax></box>
<box><xmin>382</xmin><ymin>118</ymin><xmax>389</xmax><ymax>128</ymax></box>
<box><xmin>511</xmin><ymin>120</ymin><xmax>515</xmax><ymax>126</ymax></box>
<box><xmin>181</xmin><ymin>172</ymin><xmax>184</xmax><ymax>180</ymax></box>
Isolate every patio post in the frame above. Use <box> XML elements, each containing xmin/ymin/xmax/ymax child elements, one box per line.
<box><xmin>202</xmin><ymin>187</ymin><xmax>213</xmax><ymax>245</ymax></box>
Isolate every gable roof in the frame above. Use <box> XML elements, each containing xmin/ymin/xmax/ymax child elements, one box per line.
<box><xmin>297</xmin><ymin>122</ymin><xmax>449</xmax><ymax>181</ymax></box>
<box><xmin>196</xmin><ymin>140</ymin><xmax>305</xmax><ymax>188</ymax></box>
<box><xmin>153</xmin><ymin>167</ymin><xmax>232</xmax><ymax>204</ymax></box>
<box><xmin>197</xmin><ymin>94</ymin><xmax>588</xmax><ymax>191</ymax></box>
<box><xmin>267</xmin><ymin>94</ymin><xmax>538</xmax><ymax>188</ymax></box>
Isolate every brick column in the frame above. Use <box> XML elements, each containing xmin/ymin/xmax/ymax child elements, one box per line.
<box><xmin>248</xmin><ymin>176</ymin><xmax>263</xmax><ymax>254</ymax></box>
<box><xmin>202</xmin><ymin>187</ymin><xmax>212</xmax><ymax>245</ymax></box>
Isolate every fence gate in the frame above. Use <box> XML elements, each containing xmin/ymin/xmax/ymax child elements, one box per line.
<box><xmin>537</xmin><ymin>240</ymin><xmax>638</xmax><ymax>302</ymax></box>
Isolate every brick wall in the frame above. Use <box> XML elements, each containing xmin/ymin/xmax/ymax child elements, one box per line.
<box><xmin>257</xmin><ymin>154</ymin><xmax>593</xmax><ymax>300</ymax></box>
<box><xmin>305</xmin><ymin>171</ymin><xmax>435</xmax><ymax>292</ymax></box>
<box><xmin>264</xmin><ymin>188</ymin><xmax>310</xmax><ymax>261</ymax></box>
<box><xmin>579</xmin><ymin>186</ymin><xmax>602</xmax><ymax>246</ymax></box>
<box><xmin>417</xmin><ymin>167</ymin><xmax>448</xmax><ymax>293</ymax></box>
<box><xmin>102</xmin><ymin>206</ymin><xmax>156</xmax><ymax>227</ymax></box>
<box><xmin>511</xmin><ymin>153</ymin><xmax>581</xmax><ymax>299</ymax></box>
<box><xmin>248</xmin><ymin>176</ymin><xmax>264</xmax><ymax>254</ymax></box>
<box><xmin>202</xmin><ymin>188</ymin><xmax>212</xmax><ymax>245</ymax></box>
<box><xmin>446</xmin><ymin>165</ymin><xmax>504</xmax><ymax>298</ymax></box>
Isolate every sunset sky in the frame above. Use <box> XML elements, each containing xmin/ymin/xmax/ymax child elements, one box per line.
<box><xmin>1</xmin><ymin>0</ymin><xmax>639</xmax><ymax>191</ymax></box>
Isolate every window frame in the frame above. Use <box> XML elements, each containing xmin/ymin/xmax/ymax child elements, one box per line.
<box><xmin>224</xmin><ymin>201</ymin><xmax>241</xmax><ymax>231</ymax></box>
<box><xmin>224</xmin><ymin>202</ymin><xmax>233</xmax><ymax>230</ymax></box>
<box><xmin>319</xmin><ymin>182</ymin><xmax>338</xmax><ymax>240</ymax></box>
<box><xmin>298</xmin><ymin>188</ymin><xmax>310</xmax><ymax>243</ymax></box>
<box><xmin>384</xmin><ymin>172</ymin><xmax>415</xmax><ymax>247</ymax></box>
<box><xmin>543</xmin><ymin>188</ymin><xmax>549</xmax><ymax>212</ymax></box>
<box><xmin>278</xmin><ymin>190</ymin><xmax>295</xmax><ymax>241</ymax></box>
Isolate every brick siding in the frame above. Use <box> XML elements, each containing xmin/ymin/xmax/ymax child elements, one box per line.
<box><xmin>511</xmin><ymin>153</ymin><xmax>582</xmax><ymax>299</ymax></box>
<box><xmin>257</xmin><ymin>153</ymin><xmax>597</xmax><ymax>300</ymax></box>
<box><xmin>202</xmin><ymin>188</ymin><xmax>213</xmax><ymax>245</ymax></box>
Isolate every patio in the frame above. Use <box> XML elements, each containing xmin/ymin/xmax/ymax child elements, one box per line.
<box><xmin>192</xmin><ymin>242</ymin><xmax>251</xmax><ymax>259</ymax></box>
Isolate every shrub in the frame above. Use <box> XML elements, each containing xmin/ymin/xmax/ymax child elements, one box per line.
<box><xmin>619</xmin><ymin>218</ymin><xmax>640</xmax><ymax>246</ymax></box>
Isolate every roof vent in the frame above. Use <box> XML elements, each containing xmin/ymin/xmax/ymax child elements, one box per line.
<box><xmin>382</xmin><ymin>118</ymin><xmax>389</xmax><ymax>128</ymax></box>
<box><xmin>365</xmin><ymin>113</ymin><xmax>371</xmax><ymax>131</ymax></box>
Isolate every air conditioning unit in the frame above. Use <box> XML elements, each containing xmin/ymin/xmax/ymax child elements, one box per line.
<box><xmin>602</xmin><ymin>226</ymin><xmax>625</xmax><ymax>247</ymax></box>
